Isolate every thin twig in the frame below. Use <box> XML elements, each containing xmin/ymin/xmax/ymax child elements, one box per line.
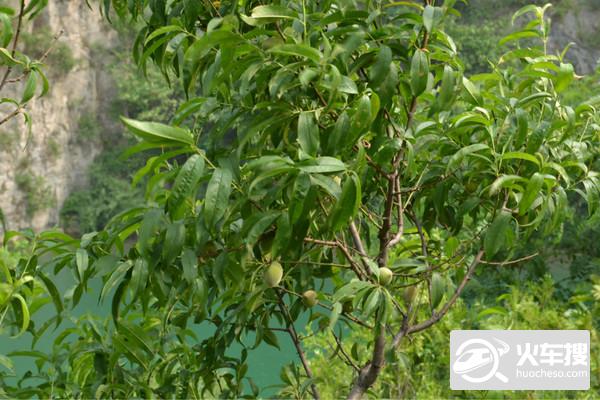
<box><xmin>0</xmin><ymin>107</ymin><xmax>22</xmax><ymax>126</ymax></box>
<box><xmin>332</xmin><ymin>330</ymin><xmax>360</xmax><ymax>372</ymax></box>
<box><xmin>275</xmin><ymin>289</ymin><xmax>320</xmax><ymax>400</ymax></box>
<box><xmin>480</xmin><ymin>252</ymin><xmax>538</xmax><ymax>266</ymax></box>
<box><xmin>407</xmin><ymin>250</ymin><xmax>484</xmax><ymax>334</ymax></box>
<box><xmin>388</xmin><ymin>175</ymin><xmax>405</xmax><ymax>247</ymax></box>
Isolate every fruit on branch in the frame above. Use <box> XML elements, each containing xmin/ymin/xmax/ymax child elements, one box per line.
<box><xmin>302</xmin><ymin>290</ymin><xmax>318</xmax><ymax>307</ymax></box>
<box><xmin>263</xmin><ymin>261</ymin><xmax>283</xmax><ymax>288</ymax></box>
<box><xmin>403</xmin><ymin>285</ymin><xmax>417</xmax><ymax>306</ymax></box>
<box><xmin>379</xmin><ymin>267</ymin><xmax>393</xmax><ymax>286</ymax></box>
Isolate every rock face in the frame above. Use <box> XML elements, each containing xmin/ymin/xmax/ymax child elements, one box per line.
<box><xmin>548</xmin><ymin>4</ymin><xmax>600</xmax><ymax>75</ymax></box>
<box><xmin>0</xmin><ymin>1</ymin><xmax>115</xmax><ymax>232</ymax></box>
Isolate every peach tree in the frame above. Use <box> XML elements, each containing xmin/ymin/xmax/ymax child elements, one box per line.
<box><xmin>2</xmin><ymin>1</ymin><xmax>600</xmax><ymax>398</ymax></box>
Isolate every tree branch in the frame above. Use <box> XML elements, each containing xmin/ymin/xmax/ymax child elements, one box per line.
<box><xmin>0</xmin><ymin>0</ymin><xmax>25</xmax><ymax>92</ymax></box>
<box><xmin>347</xmin><ymin>324</ymin><xmax>386</xmax><ymax>400</ymax></box>
<box><xmin>377</xmin><ymin>174</ymin><xmax>396</xmax><ymax>268</ymax></box>
<box><xmin>304</xmin><ymin>237</ymin><xmax>367</xmax><ymax>279</ymax></box>
<box><xmin>348</xmin><ymin>221</ymin><xmax>372</xmax><ymax>275</ymax></box>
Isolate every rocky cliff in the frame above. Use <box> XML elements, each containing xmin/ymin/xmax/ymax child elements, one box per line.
<box><xmin>0</xmin><ymin>1</ymin><xmax>115</xmax><ymax>232</ymax></box>
<box><xmin>548</xmin><ymin>3</ymin><xmax>600</xmax><ymax>75</ymax></box>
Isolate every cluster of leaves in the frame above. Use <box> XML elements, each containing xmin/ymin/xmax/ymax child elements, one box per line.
<box><xmin>0</xmin><ymin>1</ymin><xmax>599</xmax><ymax>398</ymax></box>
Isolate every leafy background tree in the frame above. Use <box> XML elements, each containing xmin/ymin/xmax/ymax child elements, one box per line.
<box><xmin>1</xmin><ymin>0</ymin><xmax>600</xmax><ymax>399</ymax></box>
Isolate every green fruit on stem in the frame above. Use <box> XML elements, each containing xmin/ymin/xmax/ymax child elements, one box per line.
<box><xmin>302</xmin><ymin>290</ymin><xmax>318</xmax><ymax>307</ymax></box>
<box><xmin>263</xmin><ymin>261</ymin><xmax>283</xmax><ymax>287</ymax></box>
<box><xmin>403</xmin><ymin>286</ymin><xmax>417</xmax><ymax>305</ymax></box>
<box><xmin>379</xmin><ymin>267</ymin><xmax>393</xmax><ymax>285</ymax></box>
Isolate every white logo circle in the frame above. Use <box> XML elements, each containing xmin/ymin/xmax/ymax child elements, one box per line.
<box><xmin>453</xmin><ymin>338</ymin><xmax>509</xmax><ymax>383</ymax></box>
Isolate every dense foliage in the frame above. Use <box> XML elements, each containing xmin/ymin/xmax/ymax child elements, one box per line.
<box><xmin>1</xmin><ymin>0</ymin><xmax>600</xmax><ymax>399</ymax></box>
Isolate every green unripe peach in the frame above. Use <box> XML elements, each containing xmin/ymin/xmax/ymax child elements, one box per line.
<box><xmin>379</xmin><ymin>267</ymin><xmax>393</xmax><ymax>286</ymax></box>
<box><xmin>403</xmin><ymin>286</ymin><xmax>417</xmax><ymax>305</ymax></box>
<box><xmin>263</xmin><ymin>261</ymin><xmax>283</xmax><ymax>288</ymax></box>
<box><xmin>302</xmin><ymin>290</ymin><xmax>318</xmax><ymax>307</ymax></box>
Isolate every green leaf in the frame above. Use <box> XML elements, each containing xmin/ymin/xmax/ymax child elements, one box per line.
<box><xmin>204</xmin><ymin>167</ymin><xmax>233</xmax><ymax>230</ymax></box>
<box><xmin>138</xmin><ymin>209</ymin><xmax>164</xmax><ymax>257</ymax></box>
<box><xmin>38</xmin><ymin>272</ymin><xmax>63</xmax><ymax>326</ymax></box>
<box><xmin>489</xmin><ymin>175</ymin><xmax>527</xmax><ymax>195</ymax></box>
<box><xmin>362</xmin><ymin>288</ymin><xmax>381</xmax><ymax>318</ymax></box>
<box><xmin>422</xmin><ymin>5</ymin><xmax>438</xmax><ymax>33</ymax></box>
<box><xmin>437</xmin><ymin>65</ymin><xmax>456</xmax><ymax>109</ymax></box>
<box><xmin>555</xmin><ymin>63</ymin><xmax>574</xmax><ymax>93</ymax></box>
<box><xmin>130</xmin><ymin>258</ymin><xmax>148</xmax><ymax>299</ymax></box>
<box><xmin>144</xmin><ymin>25</ymin><xmax>185</xmax><ymax>45</ymax></box>
<box><xmin>499</xmin><ymin>29</ymin><xmax>540</xmax><ymax>46</ymax></box>
<box><xmin>100</xmin><ymin>262</ymin><xmax>133</xmax><ymax>304</ymax></box>
<box><xmin>181</xmin><ymin>248</ymin><xmax>197</xmax><ymax>284</ymax></box>
<box><xmin>121</xmin><ymin>117</ymin><xmax>194</xmax><ymax>145</ymax></box>
<box><xmin>11</xmin><ymin>293</ymin><xmax>30</xmax><ymax>337</ymax></box>
<box><xmin>328</xmin><ymin>302</ymin><xmax>342</xmax><ymax>330</ymax></box>
<box><xmin>502</xmin><ymin>152</ymin><xmax>540</xmax><ymax>167</ymax></box>
<box><xmin>168</xmin><ymin>154</ymin><xmax>205</xmax><ymax>218</ymax></box>
<box><xmin>447</xmin><ymin>144</ymin><xmax>489</xmax><ymax>172</ymax></box>
<box><xmin>410</xmin><ymin>49</ymin><xmax>429</xmax><ymax>96</ymax></box>
<box><xmin>519</xmin><ymin>173</ymin><xmax>544</xmax><ymax>215</ymax></box>
<box><xmin>297</xmin><ymin>112</ymin><xmax>319</xmax><ymax>156</ymax></box>
<box><xmin>484</xmin><ymin>211</ymin><xmax>512</xmax><ymax>258</ymax></box>
<box><xmin>245</xmin><ymin>211</ymin><xmax>280</xmax><ymax>247</ymax></box>
<box><xmin>350</xmin><ymin>95</ymin><xmax>372</xmax><ymax>139</ymax></box>
<box><xmin>289</xmin><ymin>172</ymin><xmax>312</xmax><ymax>224</ymax></box>
<box><xmin>268</xmin><ymin>44</ymin><xmax>322</xmax><ymax>64</ymax></box>
<box><xmin>462</xmin><ymin>77</ymin><xmax>482</xmax><ymax>105</ymax></box>
<box><xmin>0</xmin><ymin>47</ymin><xmax>20</xmax><ymax>65</ymax></box>
<box><xmin>75</xmin><ymin>248</ymin><xmax>88</xmax><ymax>282</ymax></box>
<box><xmin>0</xmin><ymin>353</ymin><xmax>14</xmax><ymax>373</ymax></box>
<box><xmin>271</xmin><ymin>214</ymin><xmax>291</xmax><ymax>259</ymax></box>
<box><xmin>517</xmin><ymin>92</ymin><xmax>552</xmax><ymax>108</ymax></box>
<box><xmin>477</xmin><ymin>306</ymin><xmax>508</xmax><ymax>319</ymax></box>
<box><xmin>21</xmin><ymin>73</ymin><xmax>36</xmax><ymax>103</ymax></box>
<box><xmin>512</xmin><ymin>4</ymin><xmax>539</xmax><ymax>24</ymax></box>
<box><xmin>329</xmin><ymin>173</ymin><xmax>361</xmax><ymax>231</ymax></box>
<box><xmin>369</xmin><ymin>46</ymin><xmax>392</xmax><ymax>87</ymax></box>
<box><xmin>250</xmin><ymin>5</ymin><xmax>296</xmax><ymax>19</ymax></box>
<box><xmin>430</xmin><ymin>272</ymin><xmax>445</xmax><ymax>309</ymax></box>
<box><xmin>111</xmin><ymin>279</ymin><xmax>128</xmax><ymax>325</ymax></box>
<box><xmin>327</xmin><ymin>111</ymin><xmax>350</xmax><ymax>152</ymax></box>
<box><xmin>117</xmin><ymin>321</ymin><xmax>154</xmax><ymax>356</ymax></box>
<box><xmin>332</xmin><ymin>280</ymin><xmax>372</xmax><ymax>303</ymax></box>
<box><xmin>162</xmin><ymin>221</ymin><xmax>186</xmax><ymax>265</ymax></box>
<box><xmin>297</xmin><ymin>157</ymin><xmax>346</xmax><ymax>174</ymax></box>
